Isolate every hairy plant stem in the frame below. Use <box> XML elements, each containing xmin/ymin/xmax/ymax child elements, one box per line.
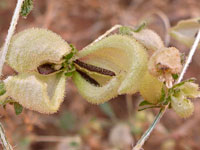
<box><xmin>93</xmin><ymin>24</ymin><xmax>122</xmax><ymax>43</ymax></box>
<box><xmin>0</xmin><ymin>0</ymin><xmax>25</xmax><ymax>149</ymax></box>
<box><xmin>132</xmin><ymin>29</ymin><xmax>200</xmax><ymax>150</ymax></box>
<box><xmin>0</xmin><ymin>0</ymin><xmax>25</xmax><ymax>77</ymax></box>
<box><xmin>0</xmin><ymin>123</ymin><xmax>13</xmax><ymax>150</ymax></box>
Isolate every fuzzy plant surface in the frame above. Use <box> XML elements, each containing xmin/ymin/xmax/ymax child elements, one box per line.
<box><xmin>170</xmin><ymin>17</ymin><xmax>200</xmax><ymax>48</ymax></box>
<box><xmin>0</xmin><ymin>20</ymin><xmax>200</xmax><ymax>118</ymax></box>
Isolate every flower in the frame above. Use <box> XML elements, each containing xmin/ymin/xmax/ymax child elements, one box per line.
<box><xmin>171</xmin><ymin>81</ymin><xmax>200</xmax><ymax>118</ymax></box>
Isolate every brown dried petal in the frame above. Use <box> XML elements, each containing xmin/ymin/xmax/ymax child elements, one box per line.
<box><xmin>148</xmin><ymin>47</ymin><xmax>182</xmax><ymax>83</ymax></box>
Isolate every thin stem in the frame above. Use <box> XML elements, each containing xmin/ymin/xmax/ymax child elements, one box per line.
<box><xmin>93</xmin><ymin>24</ymin><xmax>122</xmax><ymax>43</ymax></box>
<box><xmin>177</xmin><ymin>29</ymin><xmax>200</xmax><ymax>83</ymax></box>
<box><xmin>132</xmin><ymin>29</ymin><xmax>200</xmax><ymax>150</ymax></box>
<box><xmin>0</xmin><ymin>123</ymin><xmax>13</xmax><ymax>150</ymax></box>
<box><xmin>0</xmin><ymin>0</ymin><xmax>25</xmax><ymax>77</ymax></box>
<box><xmin>0</xmin><ymin>0</ymin><xmax>25</xmax><ymax>150</ymax></box>
<box><xmin>133</xmin><ymin>109</ymin><xmax>164</xmax><ymax>150</ymax></box>
<box><xmin>126</xmin><ymin>94</ymin><xmax>133</xmax><ymax>118</ymax></box>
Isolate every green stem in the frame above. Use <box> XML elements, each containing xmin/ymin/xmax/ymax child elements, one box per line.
<box><xmin>132</xmin><ymin>108</ymin><xmax>166</xmax><ymax>150</ymax></box>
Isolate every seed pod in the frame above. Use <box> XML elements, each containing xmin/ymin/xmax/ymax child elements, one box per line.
<box><xmin>139</xmin><ymin>71</ymin><xmax>163</xmax><ymax>104</ymax></box>
<box><xmin>170</xmin><ymin>18</ymin><xmax>200</xmax><ymax>48</ymax></box>
<box><xmin>72</xmin><ymin>34</ymin><xmax>148</xmax><ymax>103</ymax></box>
<box><xmin>131</xmin><ymin>29</ymin><xmax>164</xmax><ymax>55</ymax></box>
<box><xmin>171</xmin><ymin>95</ymin><xmax>194</xmax><ymax>118</ymax></box>
<box><xmin>3</xmin><ymin>73</ymin><xmax>66</xmax><ymax>114</ymax></box>
<box><xmin>6</xmin><ymin>28</ymin><xmax>71</xmax><ymax>74</ymax></box>
<box><xmin>72</xmin><ymin>71</ymin><xmax>121</xmax><ymax>104</ymax></box>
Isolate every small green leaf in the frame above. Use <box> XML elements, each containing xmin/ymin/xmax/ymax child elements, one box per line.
<box><xmin>172</xmin><ymin>78</ymin><xmax>196</xmax><ymax>89</ymax></box>
<box><xmin>133</xmin><ymin>22</ymin><xmax>146</xmax><ymax>32</ymax></box>
<box><xmin>20</xmin><ymin>0</ymin><xmax>33</xmax><ymax>18</ymax></box>
<box><xmin>159</xmin><ymin>87</ymin><xmax>166</xmax><ymax>102</ymax></box>
<box><xmin>65</xmin><ymin>52</ymin><xmax>74</xmax><ymax>60</ymax></box>
<box><xmin>119</xmin><ymin>22</ymin><xmax>146</xmax><ymax>35</ymax></box>
<box><xmin>65</xmin><ymin>71</ymin><xmax>74</xmax><ymax>77</ymax></box>
<box><xmin>14</xmin><ymin>103</ymin><xmax>23</xmax><ymax>115</ymax></box>
<box><xmin>69</xmin><ymin>44</ymin><xmax>78</xmax><ymax>54</ymax></box>
<box><xmin>0</xmin><ymin>89</ymin><xmax>6</xmax><ymax>96</ymax></box>
<box><xmin>0</xmin><ymin>82</ymin><xmax>6</xmax><ymax>96</ymax></box>
<box><xmin>119</xmin><ymin>26</ymin><xmax>133</xmax><ymax>35</ymax></box>
<box><xmin>139</xmin><ymin>100</ymin><xmax>154</xmax><ymax>106</ymax></box>
<box><xmin>172</xmin><ymin>74</ymin><xmax>179</xmax><ymax>80</ymax></box>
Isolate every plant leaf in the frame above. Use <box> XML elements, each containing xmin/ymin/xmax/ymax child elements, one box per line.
<box><xmin>20</xmin><ymin>0</ymin><xmax>33</xmax><ymax>18</ymax></box>
<box><xmin>139</xmin><ymin>100</ymin><xmax>154</xmax><ymax>106</ymax></box>
<box><xmin>0</xmin><ymin>82</ymin><xmax>6</xmax><ymax>96</ymax></box>
<box><xmin>14</xmin><ymin>102</ymin><xmax>23</xmax><ymax>115</ymax></box>
<box><xmin>133</xmin><ymin>22</ymin><xmax>146</xmax><ymax>32</ymax></box>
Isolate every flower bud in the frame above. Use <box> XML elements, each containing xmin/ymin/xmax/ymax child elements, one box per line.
<box><xmin>179</xmin><ymin>82</ymin><xmax>200</xmax><ymax>98</ymax></box>
<box><xmin>171</xmin><ymin>95</ymin><xmax>194</xmax><ymax>118</ymax></box>
<box><xmin>131</xmin><ymin>29</ymin><xmax>164</xmax><ymax>55</ymax></box>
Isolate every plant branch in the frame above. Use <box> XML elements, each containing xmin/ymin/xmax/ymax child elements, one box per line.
<box><xmin>132</xmin><ymin>29</ymin><xmax>200</xmax><ymax>150</ymax></box>
<box><xmin>177</xmin><ymin>29</ymin><xmax>200</xmax><ymax>83</ymax></box>
<box><xmin>93</xmin><ymin>24</ymin><xmax>122</xmax><ymax>43</ymax></box>
<box><xmin>0</xmin><ymin>123</ymin><xmax>13</xmax><ymax>150</ymax></box>
<box><xmin>0</xmin><ymin>0</ymin><xmax>25</xmax><ymax>77</ymax></box>
<box><xmin>0</xmin><ymin>0</ymin><xmax>25</xmax><ymax>150</ymax></box>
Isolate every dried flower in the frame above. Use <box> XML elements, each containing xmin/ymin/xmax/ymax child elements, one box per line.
<box><xmin>148</xmin><ymin>47</ymin><xmax>182</xmax><ymax>86</ymax></box>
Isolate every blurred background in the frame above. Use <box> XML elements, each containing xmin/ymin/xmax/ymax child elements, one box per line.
<box><xmin>0</xmin><ymin>0</ymin><xmax>200</xmax><ymax>150</ymax></box>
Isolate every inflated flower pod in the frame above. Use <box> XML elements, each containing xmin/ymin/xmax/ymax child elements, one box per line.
<box><xmin>72</xmin><ymin>34</ymin><xmax>148</xmax><ymax>104</ymax></box>
<box><xmin>131</xmin><ymin>29</ymin><xmax>164</xmax><ymax>55</ymax></box>
<box><xmin>180</xmin><ymin>82</ymin><xmax>200</xmax><ymax>98</ymax></box>
<box><xmin>171</xmin><ymin>95</ymin><xmax>194</xmax><ymax>118</ymax></box>
<box><xmin>170</xmin><ymin>81</ymin><xmax>200</xmax><ymax>118</ymax></box>
<box><xmin>170</xmin><ymin>18</ymin><xmax>200</xmax><ymax>48</ymax></box>
<box><xmin>3</xmin><ymin>73</ymin><xmax>66</xmax><ymax>114</ymax></box>
<box><xmin>0</xmin><ymin>26</ymin><xmax>185</xmax><ymax>114</ymax></box>
<box><xmin>139</xmin><ymin>71</ymin><xmax>163</xmax><ymax>104</ymax></box>
<box><xmin>6</xmin><ymin>28</ymin><xmax>71</xmax><ymax>74</ymax></box>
